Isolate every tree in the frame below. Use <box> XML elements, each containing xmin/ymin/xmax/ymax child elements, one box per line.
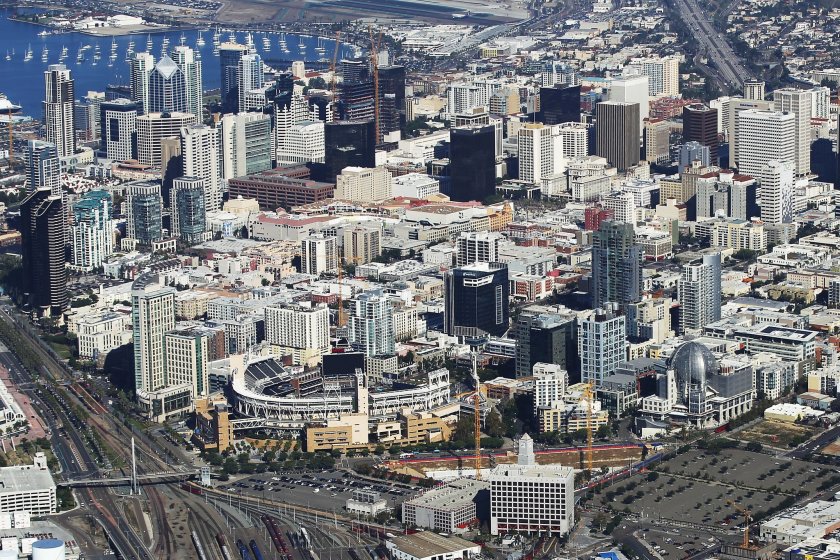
<box><xmin>222</xmin><ymin>457</ymin><xmax>239</xmax><ymax>475</ymax></box>
<box><xmin>452</xmin><ymin>414</ymin><xmax>475</xmax><ymax>445</ymax></box>
<box><xmin>745</xmin><ymin>441</ymin><xmax>763</xmax><ymax>452</ymax></box>
<box><xmin>596</xmin><ymin>424</ymin><xmax>610</xmax><ymax>440</ymax></box>
<box><xmin>484</xmin><ymin>410</ymin><xmax>504</xmax><ymax>438</ymax></box>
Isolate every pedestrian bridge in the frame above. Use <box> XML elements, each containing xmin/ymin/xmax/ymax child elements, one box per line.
<box><xmin>59</xmin><ymin>471</ymin><xmax>194</xmax><ymax>488</ymax></box>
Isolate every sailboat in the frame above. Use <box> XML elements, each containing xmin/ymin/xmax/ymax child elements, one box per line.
<box><xmin>23</xmin><ymin>44</ymin><xmax>33</xmax><ymax>62</ymax></box>
<box><xmin>315</xmin><ymin>37</ymin><xmax>326</xmax><ymax>55</ymax></box>
<box><xmin>41</xmin><ymin>45</ymin><xmax>49</xmax><ymax>63</ymax></box>
<box><xmin>262</xmin><ymin>35</ymin><xmax>271</xmax><ymax>52</ymax></box>
<box><xmin>59</xmin><ymin>45</ymin><xmax>68</xmax><ymax>61</ymax></box>
<box><xmin>196</xmin><ymin>31</ymin><xmax>205</xmax><ymax>47</ymax></box>
<box><xmin>4</xmin><ymin>50</ymin><xmax>10</xmax><ymax>62</ymax></box>
<box><xmin>213</xmin><ymin>26</ymin><xmax>221</xmax><ymax>45</ymax></box>
<box><xmin>146</xmin><ymin>34</ymin><xmax>153</xmax><ymax>52</ymax></box>
<box><xmin>245</xmin><ymin>32</ymin><xmax>255</xmax><ymax>49</ymax></box>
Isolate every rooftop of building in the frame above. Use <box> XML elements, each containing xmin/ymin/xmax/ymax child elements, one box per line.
<box><xmin>404</xmin><ymin>478</ymin><xmax>489</xmax><ymax>512</ymax></box>
<box><xmin>0</xmin><ymin>462</ymin><xmax>55</xmax><ymax>494</ymax></box>
<box><xmin>387</xmin><ymin>532</ymin><xmax>479</xmax><ymax>558</ymax></box>
<box><xmin>488</xmin><ymin>463</ymin><xmax>575</xmax><ymax>480</ymax></box>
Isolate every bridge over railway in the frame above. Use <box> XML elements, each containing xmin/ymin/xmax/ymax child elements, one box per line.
<box><xmin>60</xmin><ymin>471</ymin><xmax>194</xmax><ymax>488</ymax></box>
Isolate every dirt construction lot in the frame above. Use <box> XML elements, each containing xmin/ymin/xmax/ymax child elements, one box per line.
<box><xmin>738</xmin><ymin>420</ymin><xmax>818</xmax><ymax>448</ymax></box>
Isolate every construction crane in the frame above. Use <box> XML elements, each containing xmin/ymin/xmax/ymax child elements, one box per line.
<box><xmin>582</xmin><ymin>382</ymin><xmax>595</xmax><ymax>474</ymax></box>
<box><xmin>470</xmin><ymin>352</ymin><xmax>482</xmax><ymax>480</ymax></box>
<box><xmin>726</xmin><ymin>500</ymin><xmax>755</xmax><ymax>549</ymax></box>
<box><xmin>367</xmin><ymin>26</ymin><xmax>383</xmax><ymax>144</ymax></box>
<box><xmin>329</xmin><ymin>30</ymin><xmax>342</xmax><ymax>98</ymax></box>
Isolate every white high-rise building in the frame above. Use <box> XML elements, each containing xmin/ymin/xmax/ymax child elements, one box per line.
<box><xmin>237</xmin><ymin>53</ymin><xmax>264</xmax><ymax>113</ymax></box>
<box><xmin>735</xmin><ymin>110</ymin><xmax>795</xmax><ymax>179</ymax></box>
<box><xmin>628</xmin><ymin>56</ymin><xmax>680</xmax><ymax>97</ymax></box>
<box><xmin>275</xmin><ymin>120</ymin><xmax>325</xmax><ymax>165</ymax></box>
<box><xmin>70</xmin><ymin>190</ymin><xmax>114</xmax><ymax>271</ymax></box>
<box><xmin>291</xmin><ymin>60</ymin><xmax>306</xmax><ymax>79</ymax></box>
<box><xmin>24</xmin><ymin>140</ymin><xmax>60</xmax><ymax>195</ymax></box>
<box><xmin>808</xmin><ymin>86</ymin><xmax>831</xmax><ymax>119</ymax></box>
<box><xmin>518</xmin><ymin>123</ymin><xmax>566</xmax><ymax>185</ymax></box>
<box><xmin>349</xmin><ymin>290</ymin><xmax>396</xmax><ymax>357</ymax></box>
<box><xmin>219</xmin><ymin>112</ymin><xmax>273</xmax><ymax>179</ymax></box>
<box><xmin>136</xmin><ymin>112</ymin><xmax>196</xmax><ymax>167</ymax></box>
<box><xmin>163</xmin><ymin>328</ymin><xmax>210</xmax><ymax>401</ymax></box>
<box><xmin>679</xmin><ymin>253</ymin><xmax>722</xmax><ymax>333</ymax></box>
<box><xmin>130</xmin><ymin>52</ymin><xmax>155</xmax><ymax>114</ymax></box>
<box><xmin>558</xmin><ymin>123</ymin><xmax>589</xmax><ymax>159</ymax></box>
<box><xmin>301</xmin><ymin>234</ymin><xmax>338</xmax><ymax>275</ymax></box>
<box><xmin>171</xmin><ymin>45</ymin><xmax>203</xmax><ymax>119</ymax></box>
<box><xmin>274</xmin><ymin>94</ymin><xmax>313</xmax><ymax>161</ymax></box>
<box><xmin>132</xmin><ymin>275</ymin><xmax>176</xmax><ymax>400</ymax></box>
<box><xmin>43</xmin><ymin>64</ymin><xmax>75</xmax><ymax>158</ymax></box>
<box><xmin>772</xmin><ymin>88</ymin><xmax>812</xmax><ymax>176</ymax></box>
<box><xmin>743</xmin><ymin>79</ymin><xmax>765</xmax><ymax>101</ymax></box>
<box><xmin>101</xmin><ymin>99</ymin><xmax>138</xmax><ymax>161</ymax></box>
<box><xmin>578</xmin><ymin>303</ymin><xmax>626</xmax><ymax>385</ymax></box>
<box><xmin>180</xmin><ymin>124</ymin><xmax>222</xmax><ymax>211</ymax></box>
<box><xmin>533</xmin><ymin>363</ymin><xmax>568</xmax><ymax>417</ymax></box>
<box><xmin>264</xmin><ymin>303</ymin><xmax>330</xmax><ymax>366</ymax></box>
<box><xmin>456</xmin><ymin>231</ymin><xmax>502</xmax><ymax>266</ymax></box>
<box><xmin>335</xmin><ymin>166</ymin><xmax>392</xmax><ymax>202</ymax></box>
<box><xmin>447</xmin><ymin>83</ymin><xmax>483</xmax><ymax>115</ymax></box>
<box><xmin>603</xmin><ymin>191</ymin><xmax>636</xmax><ymax>224</ymax></box>
<box><xmin>759</xmin><ymin>160</ymin><xmax>795</xmax><ymax>225</ymax></box>
<box><xmin>610</xmin><ymin>75</ymin><xmax>649</xmax><ymax>129</ymax></box>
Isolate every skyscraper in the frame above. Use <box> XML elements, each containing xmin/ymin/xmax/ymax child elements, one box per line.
<box><xmin>610</xmin><ymin>76</ymin><xmax>649</xmax><ymax>129</ymax></box>
<box><xmin>348</xmin><ymin>290</ymin><xmax>395</xmax><ymax>357</ymax></box>
<box><xmin>275</xmin><ymin>120</ymin><xmax>325</xmax><ymax>166</ymax></box>
<box><xmin>335</xmin><ymin>166</ymin><xmax>392</xmax><ymax>202</ymax></box>
<box><xmin>631</xmin><ymin>56</ymin><xmax>680</xmax><ymax>96</ymax></box>
<box><xmin>449</xmin><ymin>124</ymin><xmax>496</xmax><ymax>202</ymax></box>
<box><xmin>772</xmin><ymin>88</ymin><xmax>812</xmax><ymax>176</ymax></box>
<box><xmin>136</xmin><ymin>112</ymin><xmax>196</xmax><ymax>167</ymax></box>
<box><xmin>20</xmin><ymin>189</ymin><xmax>67</xmax><ymax>316</ymax></box>
<box><xmin>219</xmin><ymin>112</ymin><xmax>272</xmax><ymax>179</ymax></box>
<box><xmin>180</xmin><ymin>124</ymin><xmax>221</xmax><ymax>211</ymax></box>
<box><xmin>456</xmin><ymin>231</ymin><xmax>502</xmax><ymax>267</ymax></box>
<box><xmin>130</xmin><ymin>52</ymin><xmax>155</xmax><ymax>114</ymax></box>
<box><xmin>735</xmin><ymin>110</ymin><xmax>795</xmax><ymax>179</ymax></box>
<box><xmin>301</xmin><ymin>234</ymin><xmax>338</xmax><ymax>275</ymax></box>
<box><xmin>759</xmin><ymin>160</ymin><xmax>795</xmax><ymax>225</ymax></box>
<box><xmin>683</xmin><ymin>104</ymin><xmax>719</xmax><ymax>165</ymax></box>
<box><xmin>578</xmin><ymin>303</ymin><xmax>626</xmax><ymax>385</ymax></box>
<box><xmin>378</xmin><ymin>65</ymin><xmax>406</xmax><ymax>134</ymax></box>
<box><xmin>43</xmin><ymin>64</ymin><xmax>75</xmax><ymax>158</ymax></box>
<box><xmin>343</xmin><ymin>226</ymin><xmax>381</xmax><ymax>265</ymax></box>
<box><xmin>444</xmin><ymin>262</ymin><xmax>509</xmax><ymax>340</ymax></box>
<box><xmin>323</xmin><ymin>120</ymin><xmax>376</xmax><ymax>182</ymax></box>
<box><xmin>679</xmin><ymin>253</ymin><xmax>722</xmax><ymax>333</ymax></box>
<box><xmin>591</xmin><ymin>220</ymin><xmax>643</xmax><ymax>310</ymax></box>
<box><xmin>24</xmin><ymin>140</ymin><xmax>60</xmax><ymax>195</ymax></box>
<box><xmin>595</xmin><ymin>101</ymin><xmax>640</xmax><ymax>171</ymax></box>
<box><xmin>171</xmin><ymin>45</ymin><xmax>203</xmax><ymax>119</ymax></box>
<box><xmin>170</xmin><ymin>177</ymin><xmax>207</xmax><ymax>245</ymax></box>
<box><xmin>536</xmin><ymin>85</ymin><xmax>581</xmax><ymax>125</ymax></box>
<box><xmin>514</xmin><ymin>305</ymin><xmax>578</xmax><ymax>379</ymax></box>
<box><xmin>743</xmin><ymin>79</ymin><xmax>765</xmax><ymax>101</ymax></box>
<box><xmin>149</xmin><ymin>55</ymin><xmax>187</xmax><ymax>114</ymax></box>
<box><xmin>126</xmin><ymin>181</ymin><xmax>164</xmax><ymax>245</ymax></box>
<box><xmin>71</xmin><ymin>190</ymin><xmax>114</xmax><ymax>271</ymax></box>
<box><xmin>518</xmin><ymin>123</ymin><xmax>566</xmax><ymax>185</ymax></box>
<box><xmin>237</xmin><ymin>53</ymin><xmax>264</xmax><ymax>113</ymax></box>
<box><xmin>131</xmin><ymin>274</ymin><xmax>176</xmax><ymax>400</ymax></box>
<box><xmin>99</xmin><ymin>98</ymin><xmax>139</xmax><ymax>161</ymax></box>
<box><xmin>218</xmin><ymin>42</ymin><xmax>251</xmax><ymax>114</ymax></box>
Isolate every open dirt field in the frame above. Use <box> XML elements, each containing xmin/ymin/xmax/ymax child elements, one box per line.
<box><xmin>738</xmin><ymin>420</ymin><xmax>817</xmax><ymax>448</ymax></box>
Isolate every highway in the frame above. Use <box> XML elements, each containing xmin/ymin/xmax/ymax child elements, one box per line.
<box><xmin>670</xmin><ymin>0</ymin><xmax>750</xmax><ymax>90</ymax></box>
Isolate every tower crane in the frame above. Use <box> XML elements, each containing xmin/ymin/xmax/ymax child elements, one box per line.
<box><xmin>329</xmin><ymin>31</ymin><xmax>341</xmax><ymax>98</ymax></box>
<box><xmin>470</xmin><ymin>352</ymin><xmax>483</xmax><ymax>480</ymax></box>
<box><xmin>367</xmin><ymin>26</ymin><xmax>383</xmax><ymax>144</ymax></box>
<box><xmin>582</xmin><ymin>382</ymin><xmax>595</xmax><ymax>473</ymax></box>
<box><xmin>726</xmin><ymin>500</ymin><xmax>755</xmax><ymax>549</ymax></box>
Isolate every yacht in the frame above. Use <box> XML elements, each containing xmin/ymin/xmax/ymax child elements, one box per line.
<box><xmin>146</xmin><ymin>34</ymin><xmax>153</xmax><ymax>52</ymax></box>
<box><xmin>4</xmin><ymin>51</ymin><xmax>10</xmax><ymax>62</ymax></box>
<box><xmin>40</xmin><ymin>45</ymin><xmax>48</xmax><ymax>63</ymax></box>
<box><xmin>59</xmin><ymin>45</ymin><xmax>68</xmax><ymax>61</ymax></box>
<box><xmin>0</xmin><ymin>94</ymin><xmax>22</xmax><ymax>114</ymax></box>
<box><xmin>23</xmin><ymin>45</ymin><xmax>33</xmax><ymax>62</ymax></box>
<box><xmin>196</xmin><ymin>32</ymin><xmax>205</xmax><ymax>47</ymax></box>
<box><xmin>37</xmin><ymin>30</ymin><xmax>49</xmax><ymax>37</ymax></box>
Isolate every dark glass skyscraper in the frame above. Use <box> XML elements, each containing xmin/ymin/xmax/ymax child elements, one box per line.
<box><xmin>378</xmin><ymin>65</ymin><xmax>406</xmax><ymax>134</ymax></box>
<box><xmin>149</xmin><ymin>55</ymin><xmax>187</xmax><ymax>114</ymax></box>
<box><xmin>20</xmin><ymin>189</ymin><xmax>67</xmax><ymax>317</ymax></box>
<box><xmin>683</xmin><ymin>104</ymin><xmax>719</xmax><ymax>165</ymax></box>
<box><xmin>595</xmin><ymin>101</ymin><xmax>641</xmax><ymax>171</ymax></box>
<box><xmin>171</xmin><ymin>177</ymin><xmax>207</xmax><ymax>245</ymax></box>
<box><xmin>322</xmin><ymin>120</ymin><xmax>376</xmax><ymax>182</ymax></box>
<box><xmin>514</xmin><ymin>306</ymin><xmax>578</xmax><ymax>379</ymax></box>
<box><xmin>591</xmin><ymin>220</ymin><xmax>643</xmax><ymax>310</ymax></box>
<box><xmin>444</xmin><ymin>262</ymin><xmax>509</xmax><ymax>340</ymax></box>
<box><xmin>274</xmin><ymin>72</ymin><xmax>295</xmax><ymax>112</ymax></box>
<box><xmin>219</xmin><ymin>43</ymin><xmax>251</xmax><ymax>113</ymax></box>
<box><xmin>537</xmin><ymin>85</ymin><xmax>581</xmax><ymax>125</ymax></box>
<box><xmin>449</xmin><ymin>125</ymin><xmax>496</xmax><ymax>202</ymax></box>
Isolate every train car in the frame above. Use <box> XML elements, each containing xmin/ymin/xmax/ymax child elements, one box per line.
<box><xmin>191</xmin><ymin>531</ymin><xmax>209</xmax><ymax>560</ymax></box>
<box><xmin>180</xmin><ymin>482</ymin><xmax>203</xmax><ymax>495</ymax></box>
<box><xmin>299</xmin><ymin>527</ymin><xmax>311</xmax><ymax>549</ymax></box>
<box><xmin>236</xmin><ymin>539</ymin><xmax>253</xmax><ymax>560</ymax></box>
<box><xmin>249</xmin><ymin>539</ymin><xmax>265</xmax><ymax>560</ymax></box>
<box><xmin>217</xmin><ymin>533</ymin><xmax>233</xmax><ymax>560</ymax></box>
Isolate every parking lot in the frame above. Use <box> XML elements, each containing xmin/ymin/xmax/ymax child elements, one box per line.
<box><xmin>219</xmin><ymin>470</ymin><xmax>414</xmax><ymax>514</ymax></box>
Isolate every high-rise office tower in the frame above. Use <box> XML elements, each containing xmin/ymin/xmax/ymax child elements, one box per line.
<box><xmin>735</xmin><ymin>110</ymin><xmax>795</xmax><ymax>179</ymax></box>
<box><xmin>378</xmin><ymin>65</ymin><xmax>406</xmax><ymax>131</ymax></box>
<box><xmin>630</xmin><ymin>56</ymin><xmax>680</xmax><ymax>96</ymax></box>
<box><xmin>99</xmin><ymin>98</ymin><xmax>139</xmax><ymax>161</ymax></box>
<box><xmin>595</xmin><ymin>101</ymin><xmax>640</xmax><ymax>171</ymax></box>
<box><xmin>335</xmin><ymin>166</ymin><xmax>392</xmax><ymax>202</ymax></box>
<box><xmin>274</xmin><ymin>72</ymin><xmax>295</xmax><ymax>113</ymax></box>
<box><xmin>130</xmin><ymin>52</ymin><xmax>155</xmax><ymax>114</ymax></box>
<box><xmin>610</xmin><ymin>75</ymin><xmax>649</xmax><ymax>129</ymax></box>
<box><xmin>343</xmin><ymin>226</ymin><xmax>381</xmax><ymax>265</ymax></box>
<box><xmin>536</xmin><ymin>85</ymin><xmax>581</xmax><ymax>125</ymax></box>
<box><xmin>348</xmin><ymin>290</ymin><xmax>395</xmax><ymax>357</ymax></box>
<box><xmin>43</xmin><ymin>64</ymin><xmax>75</xmax><ymax>157</ymax></box>
<box><xmin>559</xmin><ymin>123</ymin><xmax>589</xmax><ymax>159</ymax></box>
<box><xmin>514</xmin><ymin>305</ymin><xmax>578</xmax><ymax>379</ymax></box>
<box><xmin>291</xmin><ymin>61</ymin><xmax>306</xmax><ymax>80</ymax></box>
<box><xmin>340</xmin><ymin>59</ymin><xmax>369</xmax><ymax>83</ymax></box>
<box><xmin>743</xmin><ymin>79</ymin><xmax>765</xmax><ymax>101</ymax></box>
<box><xmin>219</xmin><ymin>112</ymin><xmax>272</xmax><ymax>179</ymax></box>
<box><xmin>591</xmin><ymin>220</ymin><xmax>643</xmax><ymax>310</ymax></box>
<box><xmin>75</xmin><ymin>91</ymin><xmax>105</xmax><ymax>142</ymax></box>
<box><xmin>323</xmin><ymin>120</ymin><xmax>376</xmax><ymax>182</ymax></box>
<box><xmin>518</xmin><ymin>123</ymin><xmax>566</xmax><ymax>185</ymax></box>
<box><xmin>163</xmin><ymin>328</ymin><xmax>210</xmax><ymax>400</ymax></box>
<box><xmin>759</xmin><ymin>160</ymin><xmax>795</xmax><ymax>225</ymax></box>
<box><xmin>132</xmin><ymin>274</ymin><xmax>176</xmax><ymax>398</ymax></box>
<box><xmin>126</xmin><ymin>181</ymin><xmax>164</xmax><ymax>245</ymax></box>
<box><xmin>455</xmin><ymin>231</ymin><xmax>502</xmax><ymax>267</ymax></box>
<box><xmin>71</xmin><ymin>190</ymin><xmax>114</xmax><ymax>271</ymax></box>
<box><xmin>679</xmin><ymin>141</ymin><xmax>711</xmax><ymax>168</ymax></box>
<box><xmin>275</xmin><ymin>93</ymin><xmax>312</xmax><ymax>160</ymax></box>
<box><xmin>449</xmin><ymin>124</ymin><xmax>496</xmax><ymax>202</ymax></box>
<box><xmin>180</xmin><ymin>124</ymin><xmax>221</xmax><ymax>211</ymax></box>
<box><xmin>679</xmin><ymin>253</ymin><xmax>722</xmax><ymax>333</ymax></box>
<box><xmin>339</xmin><ymin>80</ymin><xmax>375</xmax><ymax>123</ymax></box>
<box><xmin>20</xmin><ymin>189</ymin><xmax>67</xmax><ymax>317</ymax></box>
<box><xmin>218</xmin><ymin>42</ymin><xmax>251</xmax><ymax>113</ymax></box>
<box><xmin>237</xmin><ymin>53</ymin><xmax>264</xmax><ymax>113</ymax></box>
<box><xmin>24</xmin><ymin>140</ymin><xmax>60</xmax><ymax>195</ymax></box>
<box><xmin>136</xmin><ymin>112</ymin><xmax>197</xmax><ymax>167</ymax></box>
<box><xmin>683</xmin><ymin>104</ymin><xmax>719</xmax><ymax>165</ymax></box>
<box><xmin>301</xmin><ymin>234</ymin><xmax>338</xmax><ymax>275</ymax></box>
<box><xmin>444</xmin><ymin>262</ymin><xmax>509</xmax><ymax>340</ymax></box>
<box><xmin>644</xmin><ymin>118</ymin><xmax>671</xmax><ymax>164</ymax></box>
<box><xmin>149</xmin><ymin>55</ymin><xmax>187</xmax><ymax>114</ymax></box>
<box><xmin>578</xmin><ymin>303</ymin><xmax>626</xmax><ymax>385</ymax></box>
<box><xmin>772</xmin><ymin>88</ymin><xmax>812</xmax><ymax>176</ymax></box>
<box><xmin>275</xmin><ymin>120</ymin><xmax>325</xmax><ymax>165</ymax></box>
<box><xmin>171</xmin><ymin>45</ymin><xmax>203</xmax><ymax>119</ymax></box>
<box><xmin>170</xmin><ymin>176</ymin><xmax>207</xmax><ymax>244</ymax></box>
